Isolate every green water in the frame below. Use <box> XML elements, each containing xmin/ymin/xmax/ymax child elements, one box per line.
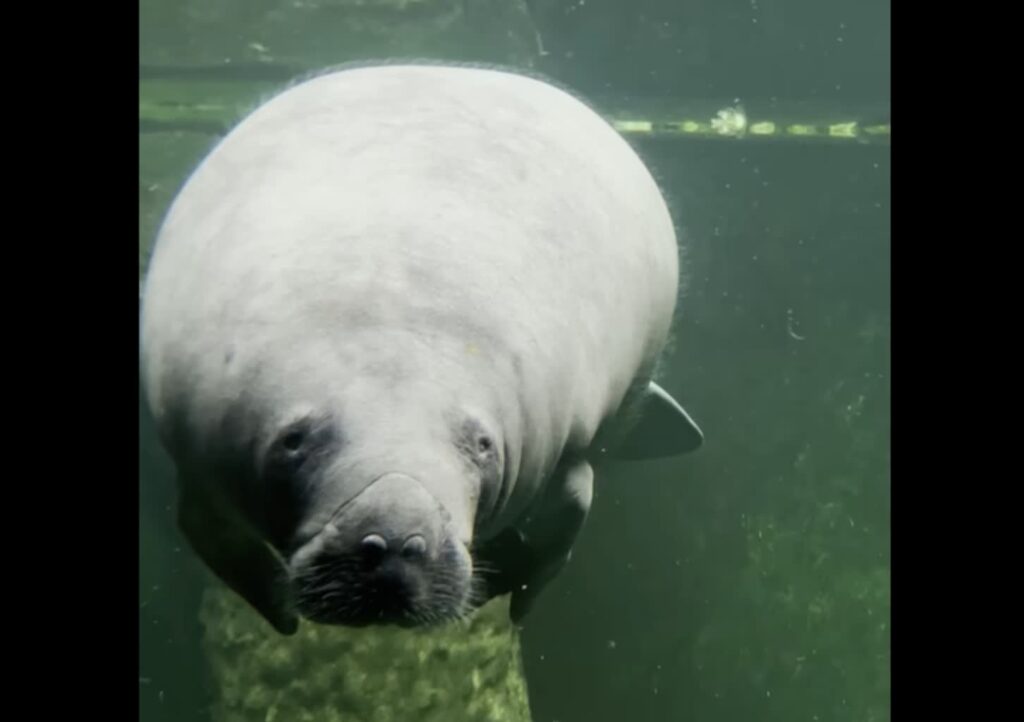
<box><xmin>518</xmin><ymin>140</ymin><xmax>890</xmax><ymax>722</ymax></box>
<box><xmin>139</xmin><ymin>2</ymin><xmax>890</xmax><ymax>721</ymax></box>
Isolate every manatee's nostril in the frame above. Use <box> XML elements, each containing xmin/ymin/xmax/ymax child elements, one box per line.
<box><xmin>361</xmin><ymin>534</ymin><xmax>388</xmax><ymax>555</ymax></box>
<box><xmin>402</xmin><ymin>534</ymin><xmax>427</xmax><ymax>559</ymax></box>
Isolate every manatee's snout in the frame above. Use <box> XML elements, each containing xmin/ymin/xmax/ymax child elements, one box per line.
<box><xmin>290</xmin><ymin>473</ymin><xmax>473</xmax><ymax>627</ymax></box>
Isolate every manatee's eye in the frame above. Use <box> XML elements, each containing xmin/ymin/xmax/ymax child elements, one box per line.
<box><xmin>270</xmin><ymin>414</ymin><xmax>339</xmax><ymax>469</ymax></box>
<box><xmin>455</xmin><ymin>417</ymin><xmax>499</xmax><ymax>468</ymax></box>
<box><xmin>282</xmin><ymin>430</ymin><xmax>305</xmax><ymax>452</ymax></box>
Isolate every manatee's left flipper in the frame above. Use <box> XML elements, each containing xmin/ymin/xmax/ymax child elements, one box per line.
<box><xmin>508</xmin><ymin>456</ymin><xmax>594</xmax><ymax>623</ymax></box>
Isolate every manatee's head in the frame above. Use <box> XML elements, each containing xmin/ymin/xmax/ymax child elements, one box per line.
<box><xmin>264</xmin><ymin>406</ymin><xmax>507</xmax><ymax>629</ymax></box>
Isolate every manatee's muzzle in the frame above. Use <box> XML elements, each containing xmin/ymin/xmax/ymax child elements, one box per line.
<box><xmin>289</xmin><ymin>473</ymin><xmax>474</xmax><ymax>627</ymax></box>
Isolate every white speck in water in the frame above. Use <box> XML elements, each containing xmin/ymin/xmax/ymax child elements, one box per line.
<box><xmin>767</xmin><ymin>689</ymin><xmax>771</xmax><ymax>697</ymax></box>
<box><xmin>607</xmin><ymin>640</ymin><xmax>617</xmax><ymax>649</ymax></box>
<box><xmin>158</xmin><ymin>691</ymin><xmax>165</xmax><ymax>703</ymax></box>
<box><xmin>520</xmin><ymin>584</ymin><xmax>529</xmax><ymax>591</ymax></box>
<box><xmin>540</xmin><ymin>655</ymin><xmax>545</xmax><ymax>661</ymax></box>
<box><xmin>725</xmin><ymin>183</ymin><xmax>731</xmax><ymax>189</ymax></box>
<box><xmin>837</xmin><ymin>36</ymin><xmax>844</xmax><ymax>43</ymax></box>
<box><xmin>786</xmin><ymin>309</ymin><xmax>806</xmax><ymax>341</ymax></box>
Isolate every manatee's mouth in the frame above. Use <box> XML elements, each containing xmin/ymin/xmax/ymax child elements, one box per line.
<box><xmin>290</xmin><ymin>535</ymin><xmax>475</xmax><ymax>627</ymax></box>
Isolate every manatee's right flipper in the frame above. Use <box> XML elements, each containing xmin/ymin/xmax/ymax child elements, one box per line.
<box><xmin>613</xmin><ymin>381</ymin><xmax>704</xmax><ymax>460</ymax></box>
<box><xmin>177</xmin><ymin>481</ymin><xmax>299</xmax><ymax>635</ymax></box>
<box><xmin>509</xmin><ymin>458</ymin><xmax>594</xmax><ymax>622</ymax></box>
<box><xmin>475</xmin><ymin>457</ymin><xmax>594</xmax><ymax>623</ymax></box>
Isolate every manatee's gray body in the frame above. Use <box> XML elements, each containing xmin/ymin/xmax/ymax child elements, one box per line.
<box><xmin>140</xmin><ymin>63</ymin><xmax>702</xmax><ymax>634</ymax></box>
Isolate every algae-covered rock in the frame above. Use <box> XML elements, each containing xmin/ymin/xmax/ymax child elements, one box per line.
<box><xmin>200</xmin><ymin>584</ymin><xmax>532</xmax><ymax>722</ymax></box>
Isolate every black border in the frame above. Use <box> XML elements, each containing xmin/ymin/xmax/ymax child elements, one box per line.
<box><xmin>15</xmin><ymin>2</ymin><xmax>141</xmax><ymax>718</ymax></box>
